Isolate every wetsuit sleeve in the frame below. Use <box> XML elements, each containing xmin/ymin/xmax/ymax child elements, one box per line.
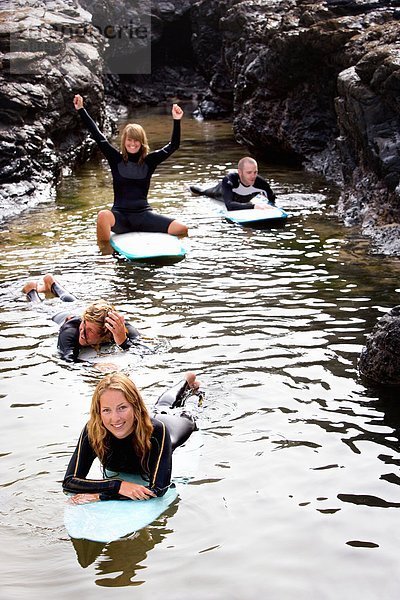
<box><xmin>57</xmin><ymin>321</ymin><xmax>80</xmax><ymax>363</ymax></box>
<box><xmin>148</xmin><ymin>420</ymin><xmax>173</xmax><ymax>497</ymax></box>
<box><xmin>146</xmin><ymin>119</ymin><xmax>180</xmax><ymax>170</ymax></box>
<box><xmin>118</xmin><ymin>321</ymin><xmax>140</xmax><ymax>351</ymax></box>
<box><xmin>221</xmin><ymin>174</ymin><xmax>255</xmax><ymax>211</ymax></box>
<box><xmin>254</xmin><ymin>175</ymin><xmax>276</xmax><ymax>204</ymax></box>
<box><xmin>78</xmin><ymin>107</ymin><xmax>119</xmax><ymax>163</ymax></box>
<box><xmin>62</xmin><ymin>425</ymin><xmax>122</xmax><ymax>496</ymax></box>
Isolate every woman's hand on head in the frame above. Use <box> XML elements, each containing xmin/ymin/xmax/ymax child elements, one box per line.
<box><xmin>172</xmin><ymin>104</ymin><xmax>183</xmax><ymax>120</ymax></box>
<box><xmin>105</xmin><ymin>310</ymin><xmax>127</xmax><ymax>346</ymax></box>
<box><xmin>73</xmin><ymin>94</ymin><xmax>84</xmax><ymax>110</ymax></box>
<box><xmin>119</xmin><ymin>481</ymin><xmax>156</xmax><ymax>500</ymax></box>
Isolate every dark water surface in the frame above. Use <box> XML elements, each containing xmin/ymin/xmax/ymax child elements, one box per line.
<box><xmin>1</xmin><ymin>106</ymin><xmax>400</xmax><ymax>600</ymax></box>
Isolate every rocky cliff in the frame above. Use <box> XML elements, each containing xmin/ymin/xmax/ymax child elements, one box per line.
<box><xmin>0</xmin><ymin>0</ymin><xmax>106</xmax><ymax>220</ymax></box>
<box><xmin>191</xmin><ymin>0</ymin><xmax>400</xmax><ymax>255</ymax></box>
<box><xmin>0</xmin><ymin>0</ymin><xmax>205</xmax><ymax>222</ymax></box>
<box><xmin>1</xmin><ymin>0</ymin><xmax>399</xmax><ymax>256</ymax></box>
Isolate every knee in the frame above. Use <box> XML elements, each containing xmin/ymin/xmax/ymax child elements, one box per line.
<box><xmin>168</xmin><ymin>221</ymin><xmax>188</xmax><ymax>237</ymax></box>
<box><xmin>97</xmin><ymin>210</ymin><xmax>111</xmax><ymax>224</ymax></box>
<box><xmin>178</xmin><ymin>224</ymin><xmax>188</xmax><ymax>237</ymax></box>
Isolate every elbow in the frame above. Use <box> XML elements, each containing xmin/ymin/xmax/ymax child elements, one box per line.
<box><xmin>62</xmin><ymin>476</ymin><xmax>75</xmax><ymax>494</ymax></box>
<box><xmin>152</xmin><ymin>486</ymin><xmax>167</xmax><ymax>497</ymax></box>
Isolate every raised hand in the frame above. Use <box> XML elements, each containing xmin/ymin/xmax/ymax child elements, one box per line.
<box><xmin>73</xmin><ymin>94</ymin><xmax>84</xmax><ymax>110</ymax></box>
<box><xmin>172</xmin><ymin>104</ymin><xmax>184</xmax><ymax>120</ymax></box>
<box><xmin>104</xmin><ymin>309</ymin><xmax>127</xmax><ymax>346</ymax></box>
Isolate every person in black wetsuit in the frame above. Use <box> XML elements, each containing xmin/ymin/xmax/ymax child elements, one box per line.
<box><xmin>190</xmin><ymin>156</ymin><xmax>276</xmax><ymax>211</ymax></box>
<box><xmin>73</xmin><ymin>94</ymin><xmax>188</xmax><ymax>243</ymax></box>
<box><xmin>63</xmin><ymin>371</ymin><xmax>201</xmax><ymax>503</ymax></box>
<box><xmin>23</xmin><ymin>274</ymin><xmax>139</xmax><ymax>362</ymax></box>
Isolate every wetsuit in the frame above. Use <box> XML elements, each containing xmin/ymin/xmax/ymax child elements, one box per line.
<box><xmin>78</xmin><ymin>107</ymin><xmax>180</xmax><ymax>233</ymax></box>
<box><xmin>63</xmin><ymin>379</ymin><xmax>197</xmax><ymax>498</ymax></box>
<box><xmin>191</xmin><ymin>171</ymin><xmax>276</xmax><ymax>211</ymax></box>
<box><xmin>55</xmin><ymin>314</ymin><xmax>139</xmax><ymax>362</ymax></box>
<box><xmin>25</xmin><ymin>280</ymin><xmax>140</xmax><ymax>362</ymax></box>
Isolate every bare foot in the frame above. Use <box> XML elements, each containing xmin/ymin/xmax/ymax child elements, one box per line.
<box><xmin>94</xmin><ymin>362</ymin><xmax>120</xmax><ymax>373</ymax></box>
<box><xmin>185</xmin><ymin>371</ymin><xmax>200</xmax><ymax>390</ymax></box>
<box><xmin>22</xmin><ymin>281</ymin><xmax>38</xmax><ymax>295</ymax></box>
<box><xmin>42</xmin><ymin>273</ymin><xmax>56</xmax><ymax>294</ymax></box>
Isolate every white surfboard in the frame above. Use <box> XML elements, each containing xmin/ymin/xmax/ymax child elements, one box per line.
<box><xmin>110</xmin><ymin>232</ymin><xmax>186</xmax><ymax>262</ymax></box>
<box><xmin>221</xmin><ymin>202</ymin><xmax>288</xmax><ymax>226</ymax></box>
<box><xmin>207</xmin><ymin>193</ymin><xmax>288</xmax><ymax>226</ymax></box>
<box><xmin>64</xmin><ymin>474</ymin><xmax>178</xmax><ymax>543</ymax></box>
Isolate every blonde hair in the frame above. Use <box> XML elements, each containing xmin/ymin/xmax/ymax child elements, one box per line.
<box><xmin>87</xmin><ymin>373</ymin><xmax>153</xmax><ymax>471</ymax></box>
<box><xmin>82</xmin><ymin>299</ymin><xmax>115</xmax><ymax>345</ymax></box>
<box><xmin>120</xmin><ymin>123</ymin><xmax>150</xmax><ymax>164</ymax></box>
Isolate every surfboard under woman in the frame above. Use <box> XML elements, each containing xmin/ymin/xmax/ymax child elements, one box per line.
<box><xmin>73</xmin><ymin>94</ymin><xmax>188</xmax><ymax>248</ymax></box>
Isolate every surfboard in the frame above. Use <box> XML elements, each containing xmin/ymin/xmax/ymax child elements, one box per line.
<box><xmin>205</xmin><ymin>193</ymin><xmax>287</xmax><ymax>227</ymax></box>
<box><xmin>64</xmin><ymin>473</ymin><xmax>178</xmax><ymax>543</ymax></box>
<box><xmin>110</xmin><ymin>232</ymin><xmax>186</xmax><ymax>263</ymax></box>
<box><xmin>221</xmin><ymin>204</ymin><xmax>288</xmax><ymax>226</ymax></box>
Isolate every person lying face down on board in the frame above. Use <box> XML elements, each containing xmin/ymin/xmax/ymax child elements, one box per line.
<box><xmin>22</xmin><ymin>274</ymin><xmax>139</xmax><ymax>363</ymax></box>
<box><xmin>189</xmin><ymin>156</ymin><xmax>277</xmax><ymax>211</ymax></box>
<box><xmin>63</xmin><ymin>371</ymin><xmax>202</xmax><ymax>503</ymax></box>
<box><xmin>73</xmin><ymin>94</ymin><xmax>188</xmax><ymax>247</ymax></box>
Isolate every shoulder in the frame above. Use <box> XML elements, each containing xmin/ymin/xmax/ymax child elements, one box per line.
<box><xmin>59</xmin><ymin>317</ymin><xmax>80</xmax><ymax>336</ymax></box>
<box><xmin>225</xmin><ymin>171</ymin><xmax>239</xmax><ymax>183</ymax></box>
<box><xmin>59</xmin><ymin>316</ymin><xmax>80</xmax><ymax>334</ymax></box>
<box><xmin>78</xmin><ymin>423</ymin><xmax>91</xmax><ymax>445</ymax></box>
<box><xmin>255</xmin><ymin>174</ymin><xmax>269</xmax><ymax>186</ymax></box>
<box><xmin>151</xmin><ymin>418</ymin><xmax>165</xmax><ymax>435</ymax></box>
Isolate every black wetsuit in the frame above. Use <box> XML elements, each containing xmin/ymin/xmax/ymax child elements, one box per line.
<box><xmin>78</xmin><ymin>108</ymin><xmax>180</xmax><ymax>233</ymax></box>
<box><xmin>63</xmin><ymin>380</ymin><xmax>197</xmax><ymax>498</ymax></box>
<box><xmin>56</xmin><ymin>315</ymin><xmax>139</xmax><ymax>362</ymax></box>
<box><xmin>193</xmin><ymin>171</ymin><xmax>276</xmax><ymax>211</ymax></box>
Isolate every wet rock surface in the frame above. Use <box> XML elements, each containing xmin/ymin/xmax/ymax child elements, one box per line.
<box><xmin>1</xmin><ymin>0</ymin><xmax>399</xmax><ymax>257</ymax></box>
<box><xmin>359</xmin><ymin>306</ymin><xmax>400</xmax><ymax>386</ymax></box>
<box><xmin>0</xmin><ymin>0</ymin><xmax>106</xmax><ymax>221</ymax></box>
<box><xmin>191</xmin><ymin>0</ymin><xmax>400</xmax><ymax>255</ymax></box>
<box><xmin>0</xmin><ymin>0</ymin><xmax>206</xmax><ymax>223</ymax></box>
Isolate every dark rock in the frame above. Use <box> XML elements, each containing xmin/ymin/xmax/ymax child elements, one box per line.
<box><xmin>0</xmin><ymin>0</ymin><xmax>106</xmax><ymax>222</ymax></box>
<box><xmin>189</xmin><ymin>0</ymin><xmax>400</xmax><ymax>253</ymax></box>
<box><xmin>359</xmin><ymin>306</ymin><xmax>400</xmax><ymax>385</ymax></box>
<box><xmin>1</xmin><ymin>0</ymin><xmax>400</xmax><ymax>258</ymax></box>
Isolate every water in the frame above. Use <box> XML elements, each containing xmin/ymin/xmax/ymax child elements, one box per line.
<box><xmin>1</xmin><ymin>105</ymin><xmax>400</xmax><ymax>600</ymax></box>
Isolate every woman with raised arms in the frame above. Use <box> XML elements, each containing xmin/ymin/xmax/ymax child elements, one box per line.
<box><xmin>73</xmin><ymin>94</ymin><xmax>188</xmax><ymax>244</ymax></box>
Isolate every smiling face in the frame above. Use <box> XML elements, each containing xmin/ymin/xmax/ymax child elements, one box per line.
<box><xmin>78</xmin><ymin>320</ymin><xmax>104</xmax><ymax>347</ymax></box>
<box><xmin>99</xmin><ymin>389</ymin><xmax>135</xmax><ymax>439</ymax></box>
<box><xmin>124</xmin><ymin>137</ymin><xmax>142</xmax><ymax>155</ymax></box>
<box><xmin>238</xmin><ymin>160</ymin><xmax>258</xmax><ymax>186</ymax></box>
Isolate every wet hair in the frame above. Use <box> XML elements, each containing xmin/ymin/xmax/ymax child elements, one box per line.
<box><xmin>87</xmin><ymin>373</ymin><xmax>153</xmax><ymax>470</ymax></box>
<box><xmin>82</xmin><ymin>300</ymin><xmax>115</xmax><ymax>345</ymax></box>
<box><xmin>120</xmin><ymin>123</ymin><xmax>150</xmax><ymax>164</ymax></box>
<box><xmin>238</xmin><ymin>156</ymin><xmax>258</xmax><ymax>171</ymax></box>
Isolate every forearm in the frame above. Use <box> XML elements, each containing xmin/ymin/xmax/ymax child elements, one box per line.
<box><xmin>63</xmin><ymin>474</ymin><xmax>121</xmax><ymax>496</ymax></box>
<box><xmin>118</xmin><ymin>323</ymin><xmax>140</xmax><ymax>350</ymax></box>
<box><xmin>170</xmin><ymin>118</ymin><xmax>180</xmax><ymax>151</ymax></box>
<box><xmin>256</xmin><ymin>176</ymin><xmax>276</xmax><ymax>203</ymax></box>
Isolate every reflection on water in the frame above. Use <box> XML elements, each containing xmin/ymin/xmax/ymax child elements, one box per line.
<box><xmin>71</xmin><ymin>504</ymin><xmax>178</xmax><ymax>581</ymax></box>
<box><xmin>1</xmin><ymin>105</ymin><xmax>400</xmax><ymax>599</ymax></box>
